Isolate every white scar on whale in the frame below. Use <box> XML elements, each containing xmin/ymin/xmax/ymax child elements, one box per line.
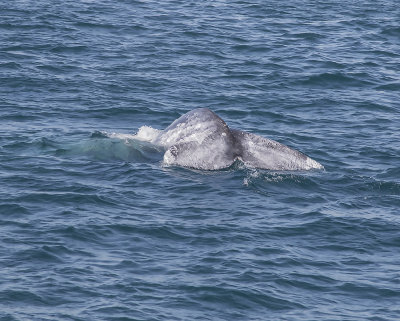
<box><xmin>134</xmin><ymin>108</ymin><xmax>323</xmax><ymax>171</ymax></box>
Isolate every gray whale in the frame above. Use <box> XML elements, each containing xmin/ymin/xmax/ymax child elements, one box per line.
<box><xmin>150</xmin><ymin>108</ymin><xmax>323</xmax><ymax>170</ymax></box>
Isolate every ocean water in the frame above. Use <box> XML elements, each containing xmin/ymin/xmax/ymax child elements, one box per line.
<box><xmin>1</xmin><ymin>0</ymin><xmax>399</xmax><ymax>320</ymax></box>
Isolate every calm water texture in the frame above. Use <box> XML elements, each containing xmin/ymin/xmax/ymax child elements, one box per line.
<box><xmin>1</xmin><ymin>0</ymin><xmax>399</xmax><ymax>320</ymax></box>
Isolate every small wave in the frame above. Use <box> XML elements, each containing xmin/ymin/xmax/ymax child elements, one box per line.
<box><xmin>0</xmin><ymin>203</ymin><xmax>30</xmax><ymax>216</ymax></box>
<box><xmin>0</xmin><ymin>62</ymin><xmax>22</xmax><ymax>70</ymax></box>
<box><xmin>243</xmin><ymin>170</ymin><xmax>321</xmax><ymax>191</ymax></box>
<box><xmin>381</xmin><ymin>26</ymin><xmax>400</xmax><ymax>37</ymax></box>
<box><xmin>0</xmin><ymin>290</ymin><xmax>47</xmax><ymax>306</ymax></box>
<box><xmin>90</xmin><ymin>130</ymin><xmax>109</xmax><ymax>138</ymax></box>
<box><xmin>50</xmin><ymin>45</ymin><xmax>88</xmax><ymax>54</ymax></box>
<box><xmin>17</xmin><ymin>247</ymin><xmax>64</xmax><ymax>264</ymax></box>
<box><xmin>299</xmin><ymin>72</ymin><xmax>374</xmax><ymax>88</ymax></box>
<box><xmin>2</xmin><ymin>137</ymin><xmax>58</xmax><ymax>155</ymax></box>
<box><xmin>232</xmin><ymin>44</ymin><xmax>271</xmax><ymax>53</ymax></box>
<box><xmin>375</xmin><ymin>82</ymin><xmax>400</xmax><ymax>91</ymax></box>
<box><xmin>289</xmin><ymin>32</ymin><xmax>325</xmax><ymax>41</ymax></box>
<box><xmin>363</xmin><ymin>180</ymin><xmax>400</xmax><ymax>195</ymax></box>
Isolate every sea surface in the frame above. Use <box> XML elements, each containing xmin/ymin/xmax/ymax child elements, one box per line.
<box><xmin>1</xmin><ymin>1</ymin><xmax>399</xmax><ymax>320</ymax></box>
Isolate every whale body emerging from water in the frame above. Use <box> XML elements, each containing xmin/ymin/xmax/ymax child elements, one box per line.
<box><xmin>138</xmin><ymin>108</ymin><xmax>323</xmax><ymax>171</ymax></box>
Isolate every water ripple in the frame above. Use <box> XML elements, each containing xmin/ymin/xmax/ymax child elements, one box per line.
<box><xmin>1</xmin><ymin>0</ymin><xmax>399</xmax><ymax>320</ymax></box>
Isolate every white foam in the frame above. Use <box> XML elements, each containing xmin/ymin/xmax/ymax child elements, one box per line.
<box><xmin>102</xmin><ymin>126</ymin><xmax>161</xmax><ymax>143</ymax></box>
<box><xmin>108</xmin><ymin>132</ymin><xmax>138</xmax><ymax>140</ymax></box>
<box><xmin>133</xmin><ymin>126</ymin><xmax>161</xmax><ymax>143</ymax></box>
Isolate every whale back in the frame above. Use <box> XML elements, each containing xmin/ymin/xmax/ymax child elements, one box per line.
<box><xmin>151</xmin><ymin>108</ymin><xmax>323</xmax><ymax>171</ymax></box>
<box><xmin>157</xmin><ymin>108</ymin><xmax>239</xmax><ymax>170</ymax></box>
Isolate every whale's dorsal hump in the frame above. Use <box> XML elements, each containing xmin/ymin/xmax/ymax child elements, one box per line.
<box><xmin>160</xmin><ymin>108</ymin><xmax>239</xmax><ymax>170</ymax></box>
<box><xmin>231</xmin><ymin>129</ymin><xmax>323</xmax><ymax>170</ymax></box>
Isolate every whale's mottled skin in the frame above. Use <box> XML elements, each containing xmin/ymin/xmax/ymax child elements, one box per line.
<box><xmin>152</xmin><ymin>108</ymin><xmax>323</xmax><ymax>170</ymax></box>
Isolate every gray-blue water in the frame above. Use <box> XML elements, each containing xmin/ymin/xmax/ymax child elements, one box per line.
<box><xmin>1</xmin><ymin>1</ymin><xmax>399</xmax><ymax>320</ymax></box>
